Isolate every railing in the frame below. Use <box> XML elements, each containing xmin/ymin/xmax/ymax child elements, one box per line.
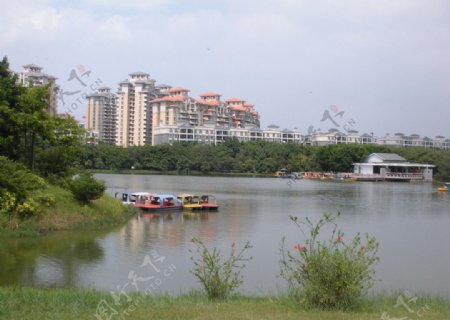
<box><xmin>385</xmin><ymin>173</ymin><xmax>424</xmax><ymax>180</ymax></box>
<box><xmin>352</xmin><ymin>173</ymin><xmax>425</xmax><ymax>181</ymax></box>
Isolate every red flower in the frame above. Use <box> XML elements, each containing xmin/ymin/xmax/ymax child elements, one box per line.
<box><xmin>360</xmin><ymin>245</ymin><xmax>366</xmax><ymax>252</ymax></box>
<box><xmin>294</xmin><ymin>244</ymin><xmax>306</xmax><ymax>252</ymax></box>
<box><xmin>299</xmin><ymin>246</ymin><xmax>306</xmax><ymax>252</ymax></box>
<box><xmin>336</xmin><ymin>236</ymin><xmax>344</xmax><ymax>242</ymax></box>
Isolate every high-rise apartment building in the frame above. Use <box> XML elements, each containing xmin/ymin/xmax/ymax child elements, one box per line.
<box><xmin>150</xmin><ymin>88</ymin><xmax>260</xmax><ymax>145</ymax></box>
<box><xmin>85</xmin><ymin>87</ymin><xmax>117</xmax><ymax>144</ymax></box>
<box><xmin>16</xmin><ymin>64</ymin><xmax>59</xmax><ymax>115</ymax></box>
<box><xmin>116</xmin><ymin>72</ymin><xmax>160</xmax><ymax>147</ymax></box>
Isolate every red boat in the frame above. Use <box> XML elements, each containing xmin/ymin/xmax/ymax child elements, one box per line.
<box><xmin>199</xmin><ymin>194</ymin><xmax>219</xmax><ymax>210</ymax></box>
<box><xmin>117</xmin><ymin>192</ymin><xmax>183</xmax><ymax>211</ymax></box>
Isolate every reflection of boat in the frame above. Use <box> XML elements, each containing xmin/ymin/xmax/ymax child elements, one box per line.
<box><xmin>199</xmin><ymin>195</ymin><xmax>219</xmax><ymax>210</ymax></box>
<box><xmin>177</xmin><ymin>194</ymin><xmax>202</xmax><ymax>210</ymax></box>
<box><xmin>141</xmin><ymin>211</ymin><xmax>181</xmax><ymax>222</ymax></box>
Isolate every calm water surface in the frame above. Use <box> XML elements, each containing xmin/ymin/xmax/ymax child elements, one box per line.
<box><xmin>1</xmin><ymin>174</ymin><xmax>449</xmax><ymax>296</ymax></box>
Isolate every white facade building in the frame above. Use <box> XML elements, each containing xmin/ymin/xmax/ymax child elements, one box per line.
<box><xmin>16</xmin><ymin>64</ymin><xmax>59</xmax><ymax>116</ymax></box>
<box><xmin>353</xmin><ymin>153</ymin><xmax>434</xmax><ymax>182</ymax></box>
<box><xmin>85</xmin><ymin>87</ymin><xmax>117</xmax><ymax>144</ymax></box>
<box><xmin>116</xmin><ymin>72</ymin><xmax>160</xmax><ymax>147</ymax></box>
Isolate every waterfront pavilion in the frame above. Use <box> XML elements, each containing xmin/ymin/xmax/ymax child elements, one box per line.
<box><xmin>353</xmin><ymin>153</ymin><xmax>434</xmax><ymax>182</ymax></box>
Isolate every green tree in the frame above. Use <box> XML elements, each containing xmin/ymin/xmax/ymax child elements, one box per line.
<box><xmin>69</xmin><ymin>173</ymin><xmax>105</xmax><ymax>204</ymax></box>
<box><xmin>33</xmin><ymin>117</ymin><xmax>84</xmax><ymax>179</ymax></box>
<box><xmin>0</xmin><ymin>57</ymin><xmax>25</xmax><ymax>162</ymax></box>
<box><xmin>0</xmin><ymin>56</ymin><xmax>82</xmax><ymax>177</ymax></box>
<box><xmin>17</xmin><ymin>86</ymin><xmax>54</xmax><ymax>170</ymax></box>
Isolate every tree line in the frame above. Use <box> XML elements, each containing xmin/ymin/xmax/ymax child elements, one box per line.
<box><xmin>80</xmin><ymin>140</ymin><xmax>450</xmax><ymax>181</ymax></box>
<box><xmin>1</xmin><ymin>56</ymin><xmax>104</xmax><ymax>224</ymax></box>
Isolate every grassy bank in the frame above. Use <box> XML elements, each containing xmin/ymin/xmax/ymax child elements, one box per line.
<box><xmin>0</xmin><ymin>185</ymin><xmax>136</xmax><ymax>237</ymax></box>
<box><xmin>0</xmin><ymin>287</ymin><xmax>449</xmax><ymax>320</ymax></box>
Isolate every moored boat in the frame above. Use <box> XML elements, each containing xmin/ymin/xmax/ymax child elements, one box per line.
<box><xmin>116</xmin><ymin>191</ymin><xmax>153</xmax><ymax>205</ymax></box>
<box><xmin>116</xmin><ymin>192</ymin><xmax>183</xmax><ymax>211</ymax></box>
<box><xmin>199</xmin><ymin>194</ymin><xmax>219</xmax><ymax>210</ymax></box>
<box><xmin>437</xmin><ymin>185</ymin><xmax>449</xmax><ymax>192</ymax></box>
<box><xmin>177</xmin><ymin>194</ymin><xmax>202</xmax><ymax>210</ymax></box>
<box><xmin>133</xmin><ymin>194</ymin><xmax>183</xmax><ymax>211</ymax></box>
<box><xmin>274</xmin><ymin>168</ymin><xmax>302</xmax><ymax>179</ymax></box>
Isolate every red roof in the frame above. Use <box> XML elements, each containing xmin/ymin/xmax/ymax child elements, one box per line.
<box><xmin>244</xmin><ymin>102</ymin><xmax>254</xmax><ymax>107</ymax></box>
<box><xmin>225</xmin><ymin>97</ymin><xmax>244</xmax><ymax>103</ymax></box>
<box><xmin>168</xmin><ymin>87</ymin><xmax>189</xmax><ymax>93</ymax></box>
<box><xmin>150</xmin><ymin>95</ymin><xmax>187</xmax><ymax>103</ymax></box>
<box><xmin>197</xmin><ymin>99</ymin><xmax>220</xmax><ymax>106</ymax></box>
<box><xmin>199</xmin><ymin>91</ymin><xmax>221</xmax><ymax>97</ymax></box>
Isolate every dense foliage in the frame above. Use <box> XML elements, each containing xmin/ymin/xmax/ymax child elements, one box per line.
<box><xmin>0</xmin><ymin>157</ymin><xmax>46</xmax><ymax>218</ymax></box>
<box><xmin>280</xmin><ymin>213</ymin><xmax>379</xmax><ymax>310</ymax></box>
<box><xmin>80</xmin><ymin>141</ymin><xmax>450</xmax><ymax>181</ymax></box>
<box><xmin>0</xmin><ymin>56</ymin><xmax>104</xmax><ymax>229</ymax></box>
<box><xmin>0</xmin><ymin>57</ymin><xmax>83</xmax><ymax>177</ymax></box>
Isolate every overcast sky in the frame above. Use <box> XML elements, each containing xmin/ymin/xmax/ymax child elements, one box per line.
<box><xmin>2</xmin><ymin>0</ymin><xmax>450</xmax><ymax>137</ymax></box>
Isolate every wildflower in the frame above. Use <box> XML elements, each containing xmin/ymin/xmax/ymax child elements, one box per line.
<box><xmin>359</xmin><ymin>245</ymin><xmax>366</xmax><ymax>253</ymax></box>
<box><xmin>294</xmin><ymin>244</ymin><xmax>306</xmax><ymax>252</ymax></box>
<box><xmin>336</xmin><ymin>236</ymin><xmax>344</xmax><ymax>243</ymax></box>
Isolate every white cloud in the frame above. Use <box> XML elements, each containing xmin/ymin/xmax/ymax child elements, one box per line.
<box><xmin>29</xmin><ymin>7</ymin><xmax>62</xmax><ymax>31</ymax></box>
<box><xmin>79</xmin><ymin>0</ymin><xmax>174</xmax><ymax>10</ymax></box>
<box><xmin>97</xmin><ymin>16</ymin><xmax>132</xmax><ymax>41</ymax></box>
<box><xmin>1</xmin><ymin>0</ymin><xmax>449</xmax><ymax>135</ymax></box>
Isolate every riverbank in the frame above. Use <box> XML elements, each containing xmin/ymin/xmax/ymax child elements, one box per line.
<box><xmin>0</xmin><ymin>287</ymin><xmax>449</xmax><ymax>320</ymax></box>
<box><xmin>88</xmin><ymin>169</ymin><xmax>450</xmax><ymax>185</ymax></box>
<box><xmin>0</xmin><ymin>184</ymin><xmax>136</xmax><ymax>238</ymax></box>
<box><xmin>87</xmin><ymin>168</ymin><xmax>274</xmax><ymax>178</ymax></box>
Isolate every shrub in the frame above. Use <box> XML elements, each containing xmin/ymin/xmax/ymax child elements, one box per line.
<box><xmin>280</xmin><ymin>213</ymin><xmax>379</xmax><ymax>310</ymax></box>
<box><xmin>15</xmin><ymin>198</ymin><xmax>40</xmax><ymax>218</ymax></box>
<box><xmin>0</xmin><ymin>190</ymin><xmax>17</xmax><ymax>215</ymax></box>
<box><xmin>68</xmin><ymin>173</ymin><xmax>105</xmax><ymax>204</ymax></box>
<box><xmin>34</xmin><ymin>194</ymin><xmax>56</xmax><ymax>207</ymax></box>
<box><xmin>190</xmin><ymin>237</ymin><xmax>252</xmax><ymax>299</ymax></box>
<box><xmin>0</xmin><ymin>156</ymin><xmax>45</xmax><ymax>203</ymax></box>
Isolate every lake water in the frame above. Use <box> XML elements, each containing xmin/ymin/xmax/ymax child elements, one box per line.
<box><xmin>1</xmin><ymin>174</ymin><xmax>449</xmax><ymax>296</ymax></box>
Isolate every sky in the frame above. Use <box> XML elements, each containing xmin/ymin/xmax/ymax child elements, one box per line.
<box><xmin>1</xmin><ymin>0</ymin><xmax>450</xmax><ymax>138</ymax></box>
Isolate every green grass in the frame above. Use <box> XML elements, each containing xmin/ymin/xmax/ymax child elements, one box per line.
<box><xmin>0</xmin><ymin>185</ymin><xmax>136</xmax><ymax>237</ymax></box>
<box><xmin>0</xmin><ymin>287</ymin><xmax>449</xmax><ymax>320</ymax></box>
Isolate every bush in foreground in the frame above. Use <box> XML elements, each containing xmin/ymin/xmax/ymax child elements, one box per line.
<box><xmin>280</xmin><ymin>213</ymin><xmax>379</xmax><ymax>310</ymax></box>
<box><xmin>190</xmin><ymin>237</ymin><xmax>252</xmax><ymax>299</ymax></box>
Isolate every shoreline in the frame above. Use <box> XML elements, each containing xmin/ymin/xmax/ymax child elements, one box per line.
<box><xmin>0</xmin><ymin>185</ymin><xmax>136</xmax><ymax>238</ymax></box>
<box><xmin>89</xmin><ymin>169</ymin><xmax>448</xmax><ymax>184</ymax></box>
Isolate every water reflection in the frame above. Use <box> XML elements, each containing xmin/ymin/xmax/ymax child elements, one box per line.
<box><xmin>0</xmin><ymin>231</ymin><xmax>104</xmax><ymax>287</ymax></box>
<box><xmin>1</xmin><ymin>175</ymin><xmax>449</xmax><ymax>296</ymax></box>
